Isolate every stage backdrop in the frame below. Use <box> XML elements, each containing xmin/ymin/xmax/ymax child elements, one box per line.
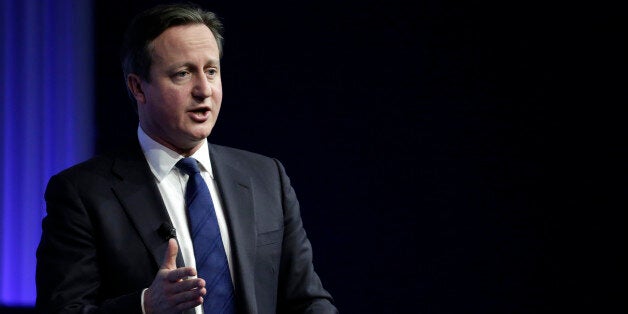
<box><xmin>0</xmin><ymin>0</ymin><xmax>94</xmax><ymax>306</ymax></box>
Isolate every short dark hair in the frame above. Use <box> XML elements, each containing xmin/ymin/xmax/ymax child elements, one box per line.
<box><xmin>121</xmin><ymin>3</ymin><xmax>224</xmax><ymax>106</ymax></box>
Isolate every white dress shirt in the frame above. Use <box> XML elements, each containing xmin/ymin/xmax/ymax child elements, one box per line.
<box><xmin>138</xmin><ymin>126</ymin><xmax>233</xmax><ymax>314</ymax></box>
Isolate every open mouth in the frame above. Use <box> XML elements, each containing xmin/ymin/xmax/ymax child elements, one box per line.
<box><xmin>191</xmin><ymin>107</ymin><xmax>209</xmax><ymax>114</ymax></box>
<box><xmin>189</xmin><ymin>107</ymin><xmax>210</xmax><ymax>121</ymax></box>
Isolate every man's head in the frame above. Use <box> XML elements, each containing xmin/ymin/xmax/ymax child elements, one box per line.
<box><xmin>121</xmin><ymin>3</ymin><xmax>224</xmax><ymax>86</ymax></box>
<box><xmin>122</xmin><ymin>3</ymin><xmax>224</xmax><ymax>155</ymax></box>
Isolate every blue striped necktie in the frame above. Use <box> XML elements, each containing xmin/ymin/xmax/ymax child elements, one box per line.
<box><xmin>176</xmin><ymin>157</ymin><xmax>235</xmax><ymax>314</ymax></box>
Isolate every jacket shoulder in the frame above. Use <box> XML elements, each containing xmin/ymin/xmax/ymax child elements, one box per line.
<box><xmin>53</xmin><ymin>155</ymin><xmax>115</xmax><ymax>180</ymax></box>
<box><xmin>53</xmin><ymin>141</ymin><xmax>145</xmax><ymax>182</ymax></box>
<box><xmin>209</xmin><ymin>143</ymin><xmax>279</xmax><ymax>169</ymax></box>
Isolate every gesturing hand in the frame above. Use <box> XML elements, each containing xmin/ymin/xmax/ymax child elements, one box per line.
<box><xmin>144</xmin><ymin>238</ymin><xmax>206</xmax><ymax>314</ymax></box>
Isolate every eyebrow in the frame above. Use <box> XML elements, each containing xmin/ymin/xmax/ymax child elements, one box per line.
<box><xmin>171</xmin><ymin>59</ymin><xmax>220</xmax><ymax>68</ymax></box>
<box><xmin>168</xmin><ymin>59</ymin><xmax>220</xmax><ymax>70</ymax></box>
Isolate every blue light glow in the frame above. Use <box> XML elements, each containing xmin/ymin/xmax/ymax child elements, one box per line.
<box><xmin>1</xmin><ymin>0</ymin><xmax>93</xmax><ymax>306</ymax></box>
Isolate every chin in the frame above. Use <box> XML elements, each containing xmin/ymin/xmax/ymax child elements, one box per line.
<box><xmin>187</xmin><ymin>129</ymin><xmax>212</xmax><ymax>142</ymax></box>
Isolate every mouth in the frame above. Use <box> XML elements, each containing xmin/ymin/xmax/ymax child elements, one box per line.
<box><xmin>188</xmin><ymin>106</ymin><xmax>211</xmax><ymax>122</ymax></box>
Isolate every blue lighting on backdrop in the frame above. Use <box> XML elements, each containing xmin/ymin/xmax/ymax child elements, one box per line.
<box><xmin>1</xmin><ymin>0</ymin><xmax>93</xmax><ymax>306</ymax></box>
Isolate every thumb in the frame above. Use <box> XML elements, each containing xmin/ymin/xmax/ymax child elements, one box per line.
<box><xmin>161</xmin><ymin>238</ymin><xmax>178</xmax><ymax>270</ymax></box>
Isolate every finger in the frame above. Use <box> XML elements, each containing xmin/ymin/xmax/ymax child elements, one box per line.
<box><xmin>161</xmin><ymin>238</ymin><xmax>179</xmax><ymax>270</ymax></box>
<box><xmin>174</xmin><ymin>296</ymin><xmax>204</xmax><ymax>312</ymax></box>
<box><xmin>166</xmin><ymin>266</ymin><xmax>197</xmax><ymax>282</ymax></box>
<box><xmin>170</xmin><ymin>278</ymin><xmax>206</xmax><ymax>295</ymax></box>
<box><xmin>171</xmin><ymin>288</ymin><xmax>206</xmax><ymax>310</ymax></box>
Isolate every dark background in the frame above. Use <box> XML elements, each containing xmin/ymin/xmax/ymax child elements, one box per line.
<box><xmin>4</xmin><ymin>0</ymin><xmax>626</xmax><ymax>313</ymax></box>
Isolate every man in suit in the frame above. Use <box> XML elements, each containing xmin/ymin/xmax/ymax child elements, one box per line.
<box><xmin>36</xmin><ymin>3</ymin><xmax>337</xmax><ymax>313</ymax></box>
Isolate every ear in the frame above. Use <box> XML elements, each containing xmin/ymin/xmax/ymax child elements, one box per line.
<box><xmin>127</xmin><ymin>74</ymin><xmax>147</xmax><ymax>105</ymax></box>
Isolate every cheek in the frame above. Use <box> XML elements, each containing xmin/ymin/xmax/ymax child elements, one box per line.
<box><xmin>149</xmin><ymin>93</ymin><xmax>181</xmax><ymax>123</ymax></box>
<box><xmin>213</xmin><ymin>87</ymin><xmax>223</xmax><ymax>105</ymax></box>
<box><xmin>214</xmin><ymin>93</ymin><xmax>223</xmax><ymax>107</ymax></box>
<box><xmin>161</xmin><ymin>87</ymin><xmax>185</xmax><ymax>104</ymax></box>
<box><xmin>159</xmin><ymin>90</ymin><xmax>188</xmax><ymax>115</ymax></box>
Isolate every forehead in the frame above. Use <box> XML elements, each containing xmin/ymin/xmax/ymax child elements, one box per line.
<box><xmin>150</xmin><ymin>24</ymin><xmax>219</xmax><ymax>64</ymax></box>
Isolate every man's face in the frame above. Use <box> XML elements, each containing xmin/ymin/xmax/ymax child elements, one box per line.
<box><xmin>133</xmin><ymin>24</ymin><xmax>222</xmax><ymax>155</ymax></box>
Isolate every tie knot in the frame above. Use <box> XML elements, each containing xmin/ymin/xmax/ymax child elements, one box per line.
<box><xmin>176</xmin><ymin>157</ymin><xmax>201</xmax><ymax>176</ymax></box>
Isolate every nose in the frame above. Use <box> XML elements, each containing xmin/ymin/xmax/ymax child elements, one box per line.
<box><xmin>192</xmin><ymin>74</ymin><xmax>212</xmax><ymax>100</ymax></box>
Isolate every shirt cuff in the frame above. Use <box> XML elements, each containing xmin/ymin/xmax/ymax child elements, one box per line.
<box><xmin>141</xmin><ymin>288</ymin><xmax>149</xmax><ymax>314</ymax></box>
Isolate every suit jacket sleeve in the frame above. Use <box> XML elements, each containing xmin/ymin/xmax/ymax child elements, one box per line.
<box><xmin>272</xmin><ymin>159</ymin><xmax>338</xmax><ymax>313</ymax></box>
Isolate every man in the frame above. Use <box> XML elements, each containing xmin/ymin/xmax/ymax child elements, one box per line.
<box><xmin>36</xmin><ymin>3</ymin><xmax>337</xmax><ymax>314</ymax></box>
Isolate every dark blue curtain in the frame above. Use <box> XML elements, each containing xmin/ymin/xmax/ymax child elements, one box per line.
<box><xmin>0</xmin><ymin>0</ymin><xmax>93</xmax><ymax>306</ymax></box>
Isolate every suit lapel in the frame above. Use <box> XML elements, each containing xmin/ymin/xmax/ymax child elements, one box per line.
<box><xmin>109</xmin><ymin>142</ymin><xmax>257</xmax><ymax>309</ymax></box>
<box><xmin>110</xmin><ymin>143</ymin><xmax>185</xmax><ymax>269</ymax></box>
<box><xmin>209</xmin><ymin>144</ymin><xmax>258</xmax><ymax>313</ymax></box>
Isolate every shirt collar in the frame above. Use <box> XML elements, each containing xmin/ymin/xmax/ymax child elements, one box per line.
<box><xmin>137</xmin><ymin>126</ymin><xmax>214</xmax><ymax>182</ymax></box>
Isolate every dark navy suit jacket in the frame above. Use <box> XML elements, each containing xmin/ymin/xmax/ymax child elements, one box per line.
<box><xmin>36</xmin><ymin>141</ymin><xmax>337</xmax><ymax>313</ymax></box>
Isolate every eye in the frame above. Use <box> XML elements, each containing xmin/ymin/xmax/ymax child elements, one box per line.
<box><xmin>171</xmin><ymin>70</ymin><xmax>191</xmax><ymax>83</ymax></box>
<box><xmin>206</xmin><ymin>68</ymin><xmax>218</xmax><ymax>77</ymax></box>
